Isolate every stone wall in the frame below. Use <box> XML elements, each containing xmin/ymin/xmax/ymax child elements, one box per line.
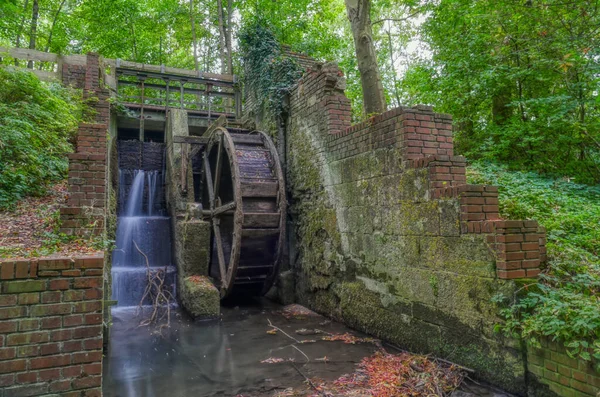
<box><xmin>279</xmin><ymin>62</ymin><xmax>549</xmax><ymax>394</ymax></box>
<box><xmin>0</xmin><ymin>255</ymin><xmax>104</xmax><ymax>397</ymax></box>
<box><xmin>528</xmin><ymin>339</ymin><xmax>599</xmax><ymax>396</ymax></box>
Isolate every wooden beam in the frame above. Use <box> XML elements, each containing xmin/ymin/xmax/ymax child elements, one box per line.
<box><xmin>172</xmin><ymin>136</ymin><xmax>209</xmax><ymax>145</ymax></box>
<box><xmin>105</xmin><ymin>58</ymin><xmax>235</xmax><ymax>82</ymax></box>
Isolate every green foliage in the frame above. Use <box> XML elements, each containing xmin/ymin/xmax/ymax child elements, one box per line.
<box><xmin>239</xmin><ymin>18</ymin><xmax>303</xmax><ymax>122</ymax></box>
<box><xmin>469</xmin><ymin>162</ymin><xmax>600</xmax><ymax>360</ymax></box>
<box><xmin>0</xmin><ymin>67</ymin><xmax>82</xmax><ymax>208</ymax></box>
<box><xmin>403</xmin><ymin>0</ymin><xmax>600</xmax><ymax>184</ymax></box>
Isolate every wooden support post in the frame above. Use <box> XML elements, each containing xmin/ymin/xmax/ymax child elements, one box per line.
<box><xmin>180</xmin><ymin>80</ymin><xmax>185</xmax><ymax>109</ymax></box>
<box><xmin>140</xmin><ymin>78</ymin><xmax>145</xmax><ymax>142</ymax></box>
<box><xmin>165</xmin><ymin>78</ymin><xmax>170</xmax><ymax>110</ymax></box>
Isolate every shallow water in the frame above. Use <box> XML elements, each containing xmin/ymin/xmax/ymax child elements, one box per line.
<box><xmin>103</xmin><ymin>299</ymin><xmax>511</xmax><ymax>397</ymax></box>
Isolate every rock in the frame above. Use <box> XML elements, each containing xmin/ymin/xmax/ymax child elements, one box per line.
<box><xmin>180</xmin><ymin>275</ymin><xmax>219</xmax><ymax>320</ymax></box>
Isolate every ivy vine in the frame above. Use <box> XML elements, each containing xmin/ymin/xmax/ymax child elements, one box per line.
<box><xmin>239</xmin><ymin>18</ymin><xmax>303</xmax><ymax>122</ymax></box>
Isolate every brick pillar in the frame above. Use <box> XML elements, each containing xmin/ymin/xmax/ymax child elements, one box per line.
<box><xmin>60</xmin><ymin>53</ymin><xmax>108</xmax><ymax>237</ymax></box>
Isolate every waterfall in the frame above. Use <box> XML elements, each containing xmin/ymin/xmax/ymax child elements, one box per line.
<box><xmin>112</xmin><ymin>168</ymin><xmax>175</xmax><ymax>308</ymax></box>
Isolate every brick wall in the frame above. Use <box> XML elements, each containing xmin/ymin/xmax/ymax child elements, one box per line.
<box><xmin>528</xmin><ymin>339</ymin><xmax>599</xmax><ymax>396</ymax></box>
<box><xmin>0</xmin><ymin>256</ymin><xmax>104</xmax><ymax>397</ymax></box>
<box><xmin>277</xmin><ymin>61</ymin><xmax>556</xmax><ymax>393</ymax></box>
<box><xmin>59</xmin><ymin>53</ymin><xmax>109</xmax><ymax>237</ymax></box>
<box><xmin>62</xmin><ymin>64</ymin><xmax>86</xmax><ymax>90</ymax></box>
<box><xmin>322</xmin><ymin>97</ymin><xmax>546</xmax><ymax>280</ymax></box>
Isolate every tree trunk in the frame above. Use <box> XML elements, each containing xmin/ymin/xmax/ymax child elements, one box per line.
<box><xmin>27</xmin><ymin>0</ymin><xmax>39</xmax><ymax>69</ymax></box>
<box><xmin>216</xmin><ymin>0</ymin><xmax>228</xmax><ymax>74</ymax></box>
<box><xmin>43</xmin><ymin>0</ymin><xmax>68</xmax><ymax>66</ymax></box>
<box><xmin>345</xmin><ymin>0</ymin><xmax>386</xmax><ymax>115</ymax></box>
<box><xmin>14</xmin><ymin>0</ymin><xmax>30</xmax><ymax>66</ymax></box>
<box><xmin>189</xmin><ymin>0</ymin><xmax>199</xmax><ymax>72</ymax></box>
<box><xmin>225</xmin><ymin>0</ymin><xmax>233</xmax><ymax>74</ymax></box>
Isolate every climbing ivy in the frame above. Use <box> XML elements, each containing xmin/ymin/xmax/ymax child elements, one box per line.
<box><xmin>239</xmin><ymin>18</ymin><xmax>303</xmax><ymax>124</ymax></box>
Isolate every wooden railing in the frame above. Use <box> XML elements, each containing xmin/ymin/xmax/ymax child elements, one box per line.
<box><xmin>0</xmin><ymin>46</ymin><xmax>242</xmax><ymax>119</ymax></box>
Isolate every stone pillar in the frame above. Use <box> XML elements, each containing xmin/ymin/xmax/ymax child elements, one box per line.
<box><xmin>164</xmin><ymin>109</ymin><xmax>215</xmax><ymax>318</ymax></box>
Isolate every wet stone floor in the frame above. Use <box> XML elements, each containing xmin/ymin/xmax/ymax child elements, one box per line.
<box><xmin>103</xmin><ymin>299</ymin><xmax>511</xmax><ymax>397</ymax></box>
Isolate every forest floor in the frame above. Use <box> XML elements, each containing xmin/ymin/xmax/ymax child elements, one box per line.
<box><xmin>0</xmin><ymin>181</ymin><xmax>102</xmax><ymax>259</ymax></box>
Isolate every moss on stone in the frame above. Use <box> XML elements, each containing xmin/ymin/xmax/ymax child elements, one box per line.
<box><xmin>180</xmin><ymin>276</ymin><xmax>219</xmax><ymax>319</ymax></box>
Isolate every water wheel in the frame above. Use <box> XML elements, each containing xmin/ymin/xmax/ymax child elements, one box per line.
<box><xmin>201</xmin><ymin>127</ymin><xmax>285</xmax><ymax>298</ymax></box>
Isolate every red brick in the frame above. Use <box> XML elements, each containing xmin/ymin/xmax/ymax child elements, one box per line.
<box><xmin>84</xmin><ymin>313</ymin><xmax>102</xmax><ymax>325</ymax></box>
<box><xmin>7</xmin><ymin>331</ymin><xmax>49</xmax><ymax>346</ymax></box>
<box><xmin>41</xmin><ymin>316</ymin><xmax>63</xmax><ymax>329</ymax></box>
<box><xmin>72</xmin><ymin>351</ymin><xmax>102</xmax><ymax>364</ymax></box>
<box><xmin>64</xmin><ymin>290</ymin><xmax>84</xmax><ymax>301</ymax></box>
<box><xmin>39</xmin><ymin>368</ymin><xmax>61</xmax><ymax>381</ymax></box>
<box><xmin>73</xmin><ymin>301</ymin><xmax>102</xmax><ymax>313</ymax></box>
<box><xmin>40</xmin><ymin>343</ymin><xmax>61</xmax><ymax>356</ymax></box>
<box><xmin>63</xmin><ymin>314</ymin><xmax>84</xmax><ymax>327</ymax></box>
<box><xmin>0</xmin><ymin>306</ymin><xmax>27</xmax><ymax>320</ymax></box>
<box><xmin>30</xmin><ymin>354</ymin><xmax>71</xmax><ymax>369</ymax></box>
<box><xmin>72</xmin><ymin>374</ymin><xmax>102</xmax><ymax>389</ymax></box>
<box><xmin>83</xmin><ymin>338</ymin><xmax>102</xmax><ymax>350</ymax></box>
<box><xmin>30</xmin><ymin>303</ymin><xmax>72</xmax><ymax>317</ymax></box>
<box><xmin>0</xmin><ymin>294</ymin><xmax>17</xmax><ymax>306</ymax></box>
<box><xmin>41</xmin><ymin>291</ymin><xmax>62</xmax><ymax>303</ymax></box>
<box><xmin>82</xmin><ymin>363</ymin><xmax>102</xmax><ymax>376</ymax></box>
<box><xmin>0</xmin><ymin>347</ymin><xmax>16</xmax><ymax>360</ymax></box>
<box><xmin>0</xmin><ymin>359</ymin><xmax>26</xmax><ymax>374</ymax></box>
<box><xmin>18</xmin><ymin>318</ymin><xmax>39</xmax><ymax>331</ymax></box>
<box><xmin>73</xmin><ymin>325</ymin><xmax>102</xmax><ymax>339</ymax></box>
<box><xmin>16</xmin><ymin>371</ymin><xmax>38</xmax><ymax>384</ymax></box>
<box><xmin>74</xmin><ymin>277</ymin><xmax>102</xmax><ymax>289</ymax></box>
<box><xmin>17</xmin><ymin>345</ymin><xmax>40</xmax><ymax>357</ymax></box>
<box><xmin>18</xmin><ymin>292</ymin><xmax>40</xmax><ymax>305</ymax></box>
<box><xmin>49</xmin><ymin>279</ymin><xmax>71</xmax><ymax>290</ymax></box>
<box><xmin>63</xmin><ymin>340</ymin><xmax>83</xmax><ymax>353</ymax></box>
<box><xmin>51</xmin><ymin>328</ymin><xmax>74</xmax><ymax>341</ymax></box>
<box><xmin>0</xmin><ymin>320</ymin><xmax>18</xmax><ymax>333</ymax></box>
<box><xmin>62</xmin><ymin>365</ymin><xmax>82</xmax><ymax>378</ymax></box>
<box><xmin>49</xmin><ymin>379</ymin><xmax>72</xmax><ymax>392</ymax></box>
<box><xmin>84</xmin><ymin>289</ymin><xmax>102</xmax><ymax>301</ymax></box>
<box><xmin>0</xmin><ymin>373</ymin><xmax>15</xmax><ymax>387</ymax></box>
<box><xmin>1</xmin><ymin>262</ymin><xmax>15</xmax><ymax>279</ymax></box>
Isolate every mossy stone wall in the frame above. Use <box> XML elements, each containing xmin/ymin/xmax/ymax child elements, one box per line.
<box><xmin>280</xmin><ymin>63</ymin><xmax>529</xmax><ymax>394</ymax></box>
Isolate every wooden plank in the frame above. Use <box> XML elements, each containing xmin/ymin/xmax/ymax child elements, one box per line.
<box><xmin>202</xmin><ymin>116</ymin><xmax>227</xmax><ymax>138</ymax></box>
<box><xmin>0</xmin><ymin>46</ymin><xmax>57</xmax><ymax>63</ymax></box>
<box><xmin>241</xmin><ymin>182</ymin><xmax>278</xmax><ymax>197</ymax></box>
<box><xmin>117</xmin><ymin>80</ymin><xmax>236</xmax><ymax>98</ymax></box>
<box><xmin>243</xmin><ymin>213</ymin><xmax>280</xmax><ymax>228</ymax></box>
<box><xmin>106</xmin><ymin>58</ymin><xmax>235</xmax><ymax>82</ymax></box>
<box><xmin>213</xmin><ymin>201</ymin><xmax>236</xmax><ymax>217</ymax></box>
<box><xmin>172</xmin><ymin>136</ymin><xmax>209</xmax><ymax>145</ymax></box>
<box><xmin>242</xmin><ymin>228</ymin><xmax>279</xmax><ymax>239</ymax></box>
<box><xmin>230</xmin><ymin>134</ymin><xmax>263</xmax><ymax>145</ymax></box>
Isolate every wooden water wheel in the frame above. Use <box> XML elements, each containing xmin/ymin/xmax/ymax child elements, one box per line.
<box><xmin>201</xmin><ymin>127</ymin><xmax>285</xmax><ymax>298</ymax></box>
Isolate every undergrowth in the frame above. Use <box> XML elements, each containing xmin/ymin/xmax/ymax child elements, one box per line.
<box><xmin>0</xmin><ymin>67</ymin><xmax>84</xmax><ymax>209</ymax></box>
<box><xmin>468</xmin><ymin>162</ymin><xmax>600</xmax><ymax>361</ymax></box>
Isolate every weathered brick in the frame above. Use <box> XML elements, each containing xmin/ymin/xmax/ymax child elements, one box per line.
<box><xmin>7</xmin><ymin>331</ymin><xmax>49</xmax><ymax>346</ymax></box>
<box><xmin>30</xmin><ymin>354</ymin><xmax>71</xmax><ymax>369</ymax></box>
<box><xmin>72</xmin><ymin>351</ymin><xmax>102</xmax><ymax>364</ymax></box>
<box><xmin>3</xmin><ymin>280</ymin><xmax>46</xmax><ymax>294</ymax></box>
<box><xmin>72</xmin><ymin>374</ymin><xmax>101</xmax><ymax>389</ymax></box>
<box><xmin>0</xmin><ymin>359</ymin><xmax>26</xmax><ymax>374</ymax></box>
<box><xmin>30</xmin><ymin>303</ymin><xmax>72</xmax><ymax>317</ymax></box>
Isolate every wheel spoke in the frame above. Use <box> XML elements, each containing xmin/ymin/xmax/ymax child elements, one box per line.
<box><xmin>213</xmin><ymin>134</ymin><xmax>224</xmax><ymax>208</ymax></box>
<box><xmin>213</xmin><ymin>201</ymin><xmax>236</xmax><ymax>216</ymax></box>
<box><xmin>203</xmin><ymin>151</ymin><xmax>215</xmax><ymax>210</ymax></box>
<box><xmin>212</xmin><ymin>219</ymin><xmax>227</xmax><ymax>285</ymax></box>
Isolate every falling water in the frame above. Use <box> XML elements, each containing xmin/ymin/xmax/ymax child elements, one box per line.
<box><xmin>112</xmin><ymin>169</ymin><xmax>175</xmax><ymax>308</ymax></box>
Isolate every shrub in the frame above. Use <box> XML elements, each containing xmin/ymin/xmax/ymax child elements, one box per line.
<box><xmin>0</xmin><ymin>67</ymin><xmax>83</xmax><ymax>208</ymax></box>
<box><xmin>468</xmin><ymin>162</ymin><xmax>600</xmax><ymax>360</ymax></box>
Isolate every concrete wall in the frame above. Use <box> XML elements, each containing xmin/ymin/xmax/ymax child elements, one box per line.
<box><xmin>0</xmin><ymin>256</ymin><xmax>104</xmax><ymax>396</ymax></box>
<box><xmin>275</xmin><ymin>62</ymin><xmax>550</xmax><ymax>395</ymax></box>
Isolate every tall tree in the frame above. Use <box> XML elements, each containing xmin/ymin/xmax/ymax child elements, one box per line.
<box><xmin>344</xmin><ymin>0</ymin><xmax>386</xmax><ymax>114</ymax></box>
<box><xmin>27</xmin><ymin>0</ymin><xmax>39</xmax><ymax>68</ymax></box>
<box><xmin>190</xmin><ymin>0</ymin><xmax>199</xmax><ymax>72</ymax></box>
